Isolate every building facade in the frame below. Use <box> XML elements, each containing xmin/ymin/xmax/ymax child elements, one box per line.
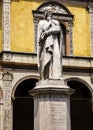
<box><xmin>0</xmin><ymin>0</ymin><xmax>93</xmax><ymax>130</ymax></box>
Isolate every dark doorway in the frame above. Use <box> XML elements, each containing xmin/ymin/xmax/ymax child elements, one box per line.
<box><xmin>67</xmin><ymin>80</ymin><xmax>93</xmax><ymax>130</ymax></box>
<box><xmin>13</xmin><ymin>78</ymin><xmax>38</xmax><ymax>130</ymax></box>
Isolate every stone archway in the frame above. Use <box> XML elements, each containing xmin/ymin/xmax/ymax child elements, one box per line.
<box><xmin>67</xmin><ymin>79</ymin><xmax>93</xmax><ymax>130</ymax></box>
<box><xmin>13</xmin><ymin>78</ymin><xmax>38</xmax><ymax>130</ymax></box>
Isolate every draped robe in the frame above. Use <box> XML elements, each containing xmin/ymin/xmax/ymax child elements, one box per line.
<box><xmin>37</xmin><ymin>19</ymin><xmax>62</xmax><ymax>80</ymax></box>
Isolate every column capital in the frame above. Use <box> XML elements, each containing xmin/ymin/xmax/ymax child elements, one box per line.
<box><xmin>33</xmin><ymin>18</ymin><xmax>39</xmax><ymax>24</ymax></box>
<box><xmin>88</xmin><ymin>6</ymin><xmax>93</xmax><ymax>13</ymax></box>
<box><xmin>68</xmin><ymin>21</ymin><xmax>74</xmax><ymax>27</ymax></box>
<box><xmin>3</xmin><ymin>72</ymin><xmax>13</xmax><ymax>81</ymax></box>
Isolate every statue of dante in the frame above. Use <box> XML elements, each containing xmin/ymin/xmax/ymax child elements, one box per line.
<box><xmin>37</xmin><ymin>7</ymin><xmax>63</xmax><ymax>80</ymax></box>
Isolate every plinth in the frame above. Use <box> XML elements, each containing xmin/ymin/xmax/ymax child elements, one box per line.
<box><xmin>29</xmin><ymin>79</ymin><xmax>74</xmax><ymax>130</ymax></box>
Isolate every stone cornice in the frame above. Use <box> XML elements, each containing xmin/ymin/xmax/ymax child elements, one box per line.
<box><xmin>0</xmin><ymin>51</ymin><xmax>93</xmax><ymax>71</ymax></box>
<box><xmin>10</xmin><ymin>0</ymin><xmax>93</xmax><ymax>8</ymax></box>
<box><xmin>45</xmin><ymin>0</ymin><xmax>93</xmax><ymax>8</ymax></box>
<box><xmin>33</xmin><ymin>10</ymin><xmax>74</xmax><ymax>22</ymax></box>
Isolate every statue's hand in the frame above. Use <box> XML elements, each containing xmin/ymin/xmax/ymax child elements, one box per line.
<box><xmin>44</xmin><ymin>31</ymin><xmax>49</xmax><ymax>36</ymax></box>
<box><xmin>38</xmin><ymin>32</ymin><xmax>46</xmax><ymax>45</ymax></box>
<box><xmin>39</xmin><ymin>30</ymin><xmax>51</xmax><ymax>45</ymax></box>
<box><xmin>40</xmin><ymin>31</ymin><xmax>49</xmax><ymax>39</ymax></box>
<box><xmin>40</xmin><ymin>32</ymin><xmax>46</xmax><ymax>39</ymax></box>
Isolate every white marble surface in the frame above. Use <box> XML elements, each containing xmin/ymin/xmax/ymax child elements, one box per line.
<box><xmin>34</xmin><ymin>92</ymin><xmax>71</xmax><ymax>130</ymax></box>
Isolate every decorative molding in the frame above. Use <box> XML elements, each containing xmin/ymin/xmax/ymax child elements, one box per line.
<box><xmin>0</xmin><ymin>101</ymin><xmax>3</xmax><ymax>130</ymax></box>
<box><xmin>90</xmin><ymin>73</ymin><xmax>93</xmax><ymax>83</ymax></box>
<box><xmin>46</xmin><ymin>0</ymin><xmax>92</xmax><ymax>8</ymax></box>
<box><xmin>68</xmin><ymin>21</ymin><xmax>73</xmax><ymax>56</ymax></box>
<box><xmin>2</xmin><ymin>0</ymin><xmax>11</xmax><ymax>51</ymax></box>
<box><xmin>88</xmin><ymin>6</ymin><xmax>93</xmax><ymax>56</ymax></box>
<box><xmin>3</xmin><ymin>0</ymin><xmax>11</xmax><ymax>2</ymax></box>
<box><xmin>90</xmin><ymin>14</ymin><xmax>93</xmax><ymax>56</ymax></box>
<box><xmin>88</xmin><ymin>6</ymin><xmax>93</xmax><ymax>13</ymax></box>
<box><xmin>37</xmin><ymin>1</ymin><xmax>71</xmax><ymax>14</ymax></box>
<box><xmin>1</xmin><ymin>51</ymin><xmax>38</xmax><ymax>65</ymax></box>
<box><xmin>3</xmin><ymin>52</ymin><xmax>12</xmax><ymax>61</ymax></box>
<box><xmin>3</xmin><ymin>73</ymin><xmax>12</xmax><ymax>109</ymax></box>
<box><xmin>33</xmin><ymin>18</ymin><xmax>39</xmax><ymax>52</ymax></box>
<box><xmin>4</xmin><ymin>109</ymin><xmax>12</xmax><ymax>130</ymax></box>
<box><xmin>33</xmin><ymin>11</ymin><xmax>73</xmax><ymax>21</ymax></box>
<box><xmin>3</xmin><ymin>72</ymin><xmax>13</xmax><ymax>130</ymax></box>
<box><xmin>1</xmin><ymin>51</ymin><xmax>93</xmax><ymax>70</ymax></box>
<box><xmin>3</xmin><ymin>72</ymin><xmax>13</xmax><ymax>81</ymax></box>
<box><xmin>0</xmin><ymin>87</ymin><xmax>3</xmax><ymax>98</ymax></box>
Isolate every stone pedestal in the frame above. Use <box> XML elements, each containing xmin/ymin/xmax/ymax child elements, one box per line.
<box><xmin>30</xmin><ymin>79</ymin><xmax>74</xmax><ymax>130</ymax></box>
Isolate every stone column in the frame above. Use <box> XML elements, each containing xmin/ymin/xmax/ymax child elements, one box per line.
<box><xmin>30</xmin><ymin>80</ymin><xmax>74</xmax><ymax>130</ymax></box>
<box><xmin>65</xmin><ymin>22</ymin><xmax>73</xmax><ymax>56</ymax></box>
<box><xmin>0</xmin><ymin>99</ymin><xmax>3</xmax><ymax>130</ymax></box>
<box><xmin>68</xmin><ymin>21</ymin><xmax>73</xmax><ymax>56</ymax></box>
<box><xmin>2</xmin><ymin>0</ymin><xmax>11</xmax><ymax>51</ymax></box>
<box><xmin>3</xmin><ymin>72</ymin><xmax>13</xmax><ymax>130</ymax></box>
<box><xmin>88</xmin><ymin>6</ymin><xmax>93</xmax><ymax>56</ymax></box>
<box><xmin>33</xmin><ymin>18</ymin><xmax>39</xmax><ymax>52</ymax></box>
<box><xmin>66</xmin><ymin>28</ymin><xmax>70</xmax><ymax>56</ymax></box>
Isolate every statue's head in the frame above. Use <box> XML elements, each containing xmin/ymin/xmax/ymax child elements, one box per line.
<box><xmin>44</xmin><ymin>7</ymin><xmax>53</xmax><ymax>20</ymax></box>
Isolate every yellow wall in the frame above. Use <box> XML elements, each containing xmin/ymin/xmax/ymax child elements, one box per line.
<box><xmin>11</xmin><ymin>1</ymin><xmax>91</xmax><ymax>56</ymax></box>
<box><xmin>68</xmin><ymin>6</ymin><xmax>91</xmax><ymax>56</ymax></box>
<box><xmin>11</xmin><ymin>0</ymin><xmax>42</xmax><ymax>53</ymax></box>
<box><xmin>0</xmin><ymin>3</ymin><xmax>2</xmax><ymax>52</ymax></box>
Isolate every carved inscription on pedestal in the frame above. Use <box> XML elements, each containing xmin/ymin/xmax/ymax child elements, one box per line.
<box><xmin>50</xmin><ymin>101</ymin><xmax>67</xmax><ymax>130</ymax></box>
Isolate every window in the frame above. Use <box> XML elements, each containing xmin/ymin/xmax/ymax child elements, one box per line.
<box><xmin>32</xmin><ymin>1</ymin><xmax>74</xmax><ymax>56</ymax></box>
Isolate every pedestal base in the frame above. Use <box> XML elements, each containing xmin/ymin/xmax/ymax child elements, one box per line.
<box><xmin>30</xmin><ymin>80</ymin><xmax>74</xmax><ymax>130</ymax></box>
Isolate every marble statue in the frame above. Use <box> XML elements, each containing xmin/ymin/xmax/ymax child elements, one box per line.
<box><xmin>37</xmin><ymin>7</ymin><xmax>63</xmax><ymax>80</ymax></box>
